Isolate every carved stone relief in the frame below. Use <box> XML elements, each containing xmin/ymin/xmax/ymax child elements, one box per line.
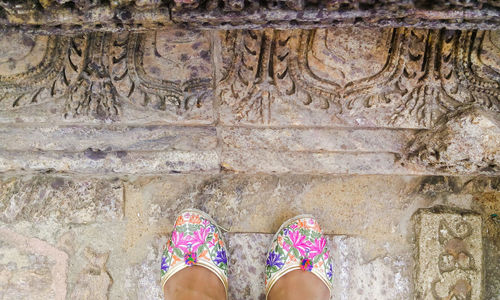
<box><xmin>407</xmin><ymin>106</ymin><xmax>499</xmax><ymax>174</ymax></box>
<box><xmin>413</xmin><ymin>206</ymin><xmax>483</xmax><ymax>299</ymax></box>
<box><xmin>0</xmin><ymin>32</ymin><xmax>71</xmax><ymax>110</ymax></box>
<box><xmin>0</xmin><ymin>1</ymin><xmax>498</xmax><ymax>33</ymax></box>
<box><xmin>0</xmin><ymin>29</ymin><xmax>213</xmax><ymax>122</ymax></box>
<box><xmin>1</xmin><ymin>27</ymin><xmax>499</xmax><ymax>131</ymax></box>
<box><xmin>218</xmin><ymin>28</ymin><xmax>500</xmax><ymax>128</ymax></box>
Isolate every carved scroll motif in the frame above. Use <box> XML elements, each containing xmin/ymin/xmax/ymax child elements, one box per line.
<box><xmin>110</xmin><ymin>30</ymin><xmax>212</xmax><ymax>115</ymax></box>
<box><xmin>414</xmin><ymin>208</ymin><xmax>483</xmax><ymax>300</ymax></box>
<box><xmin>0</xmin><ymin>30</ymin><xmax>212</xmax><ymax>120</ymax></box>
<box><xmin>0</xmin><ymin>33</ymin><xmax>74</xmax><ymax>110</ymax></box>
<box><xmin>431</xmin><ymin>219</ymin><xmax>476</xmax><ymax>300</ymax></box>
<box><xmin>219</xmin><ymin>29</ymin><xmax>294</xmax><ymax>124</ymax></box>
<box><xmin>219</xmin><ymin>28</ymin><xmax>500</xmax><ymax>128</ymax></box>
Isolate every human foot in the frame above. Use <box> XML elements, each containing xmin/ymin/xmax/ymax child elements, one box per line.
<box><xmin>161</xmin><ymin>209</ymin><xmax>228</xmax><ymax>300</ymax></box>
<box><xmin>265</xmin><ymin>215</ymin><xmax>333</xmax><ymax>300</ymax></box>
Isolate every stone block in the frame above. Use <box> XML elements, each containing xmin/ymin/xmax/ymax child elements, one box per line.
<box><xmin>0</xmin><ymin>125</ymin><xmax>219</xmax><ymax>174</ymax></box>
<box><xmin>220</xmin><ymin>127</ymin><xmax>421</xmax><ymax>175</ymax></box>
<box><xmin>220</xmin><ymin>127</ymin><xmax>414</xmax><ymax>153</ymax></box>
<box><xmin>0</xmin><ymin>176</ymin><xmax>123</xmax><ymax>223</ymax></box>
<box><xmin>0</xmin><ymin>248</ymin><xmax>57</xmax><ymax>300</ymax></box>
<box><xmin>0</xmin><ymin>150</ymin><xmax>219</xmax><ymax>174</ymax></box>
<box><xmin>0</xmin><ymin>125</ymin><xmax>217</xmax><ymax>152</ymax></box>
<box><xmin>331</xmin><ymin>236</ymin><xmax>411</xmax><ymax>300</ymax></box>
<box><xmin>221</xmin><ymin>149</ymin><xmax>415</xmax><ymax>174</ymax></box>
<box><xmin>413</xmin><ymin>206</ymin><xmax>483</xmax><ymax>300</ymax></box>
<box><xmin>70</xmin><ymin>247</ymin><xmax>112</xmax><ymax>300</ymax></box>
<box><xmin>124</xmin><ymin>241</ymin><xmax>163</xmax><ymax>300</ymax></box>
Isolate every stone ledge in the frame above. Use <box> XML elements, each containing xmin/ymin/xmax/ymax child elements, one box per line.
<box><xmin>0</xmin><ymin>122</ymin><xmax>497</xmax><ymax>175</ymax></box>
<box><xmin>0</xmin><ymin>150</ymin><xmax>220</xmax><ymax>175</ymax></box>
<box><xmin>220</xmin><ymin>127</ymin><xmax>414</xmax><ymax>153</ymax></box>
<box><xmin>0</xmin><ymin>2</ymin><xmax>499</xmax><ymax>33</ymax></box>
<box><xmin>221</xmin><ymin>149</ymin><xmax>421</xmax><ymax>174</ymax></box>
<box><xmin>0</xmin><ymin>125</ymin><xmax>217</xmax><ymax>152</ymax></box>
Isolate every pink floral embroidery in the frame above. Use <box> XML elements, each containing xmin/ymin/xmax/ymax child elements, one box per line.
<box><xmin>307</xmin><ymin>237</ymin><xmax>326</xmax><ymax>259</ymax></box>
<box><xmin>171</xmin><ymin>231</ymin><xmax>191</xmax><ymax>251</ymax></box>
<box><xmin>282</xmin><ymin>241</ymin><xmax>290</xmax><ymax>252</ymax></box>
<box><xmin>161</xmin><ymin>211</ymin><xmax>228</xmax><ymax>282</ymax></box>
<box><xmin>288</xmin><ymin>230</ymin><xmax>309</xmax><ymax>257</ymax></box>
<box><xmin>191</xmin><ymin>226</ymin><xmax>211</xmax><ymax>252</ymax></box>
<box><xmin>265</xmin><ymin>216</ymin><xmax>333</xmax><ymax>293</ymax></box>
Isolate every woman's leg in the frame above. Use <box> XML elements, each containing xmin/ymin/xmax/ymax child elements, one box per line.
<box><xmin>163</xmin><ymin>266</ymin><xmax>226</xmax><ymax>300</ymax></box>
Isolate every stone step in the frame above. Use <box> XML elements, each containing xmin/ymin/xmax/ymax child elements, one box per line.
<box><xmin>0</xmin><ymin>124</ymin><xmax>428</xmax><ymax>175</ymax></box>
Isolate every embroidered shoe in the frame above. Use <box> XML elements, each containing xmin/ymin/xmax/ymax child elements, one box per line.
<box><xmin>160</xmin><ymin>209</ymin><xmax>228</xmax><ymax>297</ymax></box>
<box><xmin>265</xmin><ymin>215</ymin><xmax>333</xmax><ymax>298</ymax></box>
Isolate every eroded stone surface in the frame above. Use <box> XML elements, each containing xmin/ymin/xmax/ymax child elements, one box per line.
<box><xmin>0</xmin><ymin>0</ymin><xmax>499</xmax><ymax>33</ymax></box>
<box><xmin>70</xmin><ymin>247</ymin><xmax>112</xmax><ymax>300</ymax></box>
<box><xmin>0</xmin><ymin>176</ymin><xmax>123</xmax><ymax>223</ymax></box>
<box><xmin>413</xmin><ymin>206</ymin><xmax>483</xmax><ymax>300</ymax></box>
<box><xmin>407</xmin><ymin>106</ymin><xmax>500</xmax><ymax>174</ymax></box>
<box><xmin>227</xmin><ymin>233</ymin><xmax>269</xmax><ymax>300</ymax></box>
<box><xmin>124</xmin><ymin>242</ymin><xmax>163</xmax><ymax>300</ymax></box>
<box><xmin>0</xmin><ymin>227</ymin><xmax>68</xmax><ymax>300</ymax></box>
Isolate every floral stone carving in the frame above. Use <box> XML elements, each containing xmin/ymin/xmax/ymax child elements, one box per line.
<box><xmin>0</xmin><ymin>29</ymin><xmax>213</xmax><ymax>120</ymax></box>
<box><xmin>219</xmin><ymin>28</ymin><xmax>500</xmax><ymax>128</ymax></box>
<box><xmin>413</xmin><ymin>206</ymin><xmax>483</xmax><ymax>300</ymax></box>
